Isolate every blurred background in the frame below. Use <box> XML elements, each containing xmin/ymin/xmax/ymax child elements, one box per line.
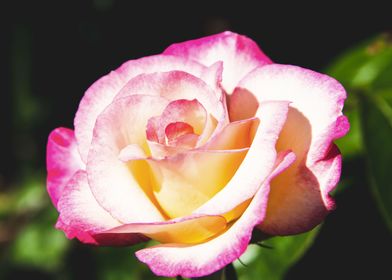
<box><xmin>1</xmin><ymin>1</ymin><xmax>391</xmax><ymax>279</ymax></box>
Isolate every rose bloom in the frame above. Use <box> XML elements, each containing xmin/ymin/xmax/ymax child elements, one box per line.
<box><xmin>47</xmin><ymin>31</ymin><xmax>349</xmax><ymax>277</ymax></box>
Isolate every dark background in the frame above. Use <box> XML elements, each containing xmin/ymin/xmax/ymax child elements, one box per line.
<box><xmin>1</xmin><ymin>1</ymin><xmax>391</xmax><ymax>279</ymax></box>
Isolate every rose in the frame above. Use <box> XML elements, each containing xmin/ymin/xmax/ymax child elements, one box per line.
<box><xmin>46</xmin><ymin>31</ymin><xmax>349</xmax><ymax>277</ymax></box>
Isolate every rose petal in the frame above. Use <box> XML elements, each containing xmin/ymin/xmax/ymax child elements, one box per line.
<box><xmin>194</xmin><ymin>101</ymin><xmax>291</xmax><ymax>216</ymax></box>
<box><xmin>74</xmin><ymin>55</ymin><xmax>207</xmax><ymax>162</ymax></box>
<box><xmin>57</xmin><ymin>170</ymin><xmax>121</xmax><ymax>233</ymax></box>
<box><xmin>97</xmin><ymin>214</ymin><xmax>226</xmax><ymax>244</ymax></box>
<box><xmin>151</xmin><ymin>99</ymin><xmax>207</xmax><ymax>144</ymax></box>
<box><xmin>46</xmin><ymin>127</ymin><xmax>84</xmax><ymax>207</ymax></box>
<box><xmin>87</xmin><ymin>95</ymin><xmax>169</xmax><ymax>223</ymax></box>
<box><xmin>114</xmin><ymin>71</ymin><xmax>226</xmax><ymax>123</ymax></box>
<box><xmin>135</xmin><ymin>151</ymin><xmax>294</xmax><ymax>278</ymax></box>
<box><xmin>55</xmin><ymin>171</ymin><xmax>146</xmax><ymax>246</ymax></box>
<box><xmin>235</xmin><ymin>64</ymin><xmax>349</xmax><ymax>234</ymax></box>
<box><xmin>118</xmin><ymin>144</ymin><xmax>147</xmax><ymax>162</ymax></box>
<box><xmin>259</xmin><ymin>144</ymin><xmax>342</xmax><ymax>234</ymax></box>
<box><xmin>203</xmin><ymin>117</ymin><xmax>259</xmax><ymax>150</ymax></box>
<box><xmin>164</xmin><ymin>31</ymin><xmax>272</xmax><ymax>93</ymax></box>
<box><xmin>148</xmin><ymin>148</ymin><xmax>249</xmax><ymax>219</ymax></box>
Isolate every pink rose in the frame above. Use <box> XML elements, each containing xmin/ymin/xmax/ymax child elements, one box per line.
<box><xmin>47</xmin><ymin>31</ymin><xmax>349</xmax><ymax>277</ymax></box>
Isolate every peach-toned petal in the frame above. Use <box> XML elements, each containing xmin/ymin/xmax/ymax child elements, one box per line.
<box><xmin>194</xmin><ymin>101</ymin><xmax>291</xmax><ymax>216</ymax></box>
<box><xmin>98</xmin><ymin>215</ymin><xmax>226</xmax><ymax>244</ymax></box>
<box><xmin>135</xmin><ymin>151</ymin><xmax>294</xmax><ymax>278</ymax></box>
<box><xmin>164</xmin><ymin>31</ymin><xmax>272</xmax><ymax>93</ymax></box>
<box><xmin>87</xmin><ymin>95</ymin><xmax>168</xmax><ymax>223</ymax></box>
<box><xmin>46</xmin><ymin>127</ymin><xmax>84</xmax><ymax>207</ymax></box>
<box><xmin>148</xmin><ymin>148</ymin><xmax>249</xmax><ymax>218</ymax></box>
<box><xmin>236</xmin><ymin>64</ymin><xmax>349</xmax><ymax>234</ymax></box>
<box><xmin>259</xmin><ymin>144</ymin><xmax>342</xmax><ymax>234</ymax></box>
<box><xmin>74</xmin><ymin>55</ymin><xmax>207</xmax><ymax>162</ymax></box>
<box><xmin>203</xmin><ymin>117</ymin><xmax>259</xmax><ymax>150</ymax></box>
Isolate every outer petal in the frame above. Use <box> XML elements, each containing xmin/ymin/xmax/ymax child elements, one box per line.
<box><xmin>164</xmin><ymin>31</ymin><xmax>272</xmax><ymax>93</ymax></box>
<box><xmin>56</xmin><ymin>171</ymin><xmax>147</xmax><ymax>246</ymax></box>
<box><xmin>46</xmin><ymin>127</ymin><xmax>84</xmax><ymax>207</ymax></box>
<box><xmin>96</xmin><ymin>214</ymin><xmax>226</xmax><ymax>244</ymax></box>
<box><xmin>194</xmin><ymin>101</ymin><xmax>290</xmax><ymax>216</ymax></box>
<box><xmin>235</xmin><ymin>64</ymin><xmax>349</xmax><ymax>234</ymax></box>
<box><xmin>57</xmin><ymin>171</ymin><xmax>121</xmax><ymax>233</ymax></box>
<box><xmin>135</xmin><ymin>151</ymin><xmax>295</xmax><ymax>278</ymax></box>
<box><xmin>87</xmin><ymin>95</ymin><xmax>168</xmax><ymax>223</ymax></box>
<box><xmin>74</xmin><ymin>55</ymin><xmax>207</xmax><ymax>162</ymax></box>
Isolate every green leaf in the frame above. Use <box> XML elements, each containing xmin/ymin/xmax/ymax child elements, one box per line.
<box><xmin>326</xmin><ymin>33</ymin><xmax>392</xmax><ymax>91</ymax></box>
<box><xmin>10</xmin><ymin>213</ymin><xmax>69</xmax><ymax>271</ymax></box>
<box><xmin>234</xmin><ymin>226</ymin><xmax>320</xmax><ymax>280</ymax></box>
<box><xmin>360</xmin><ymin>92</ymin><xmax>392</xmax><ymax>232</ymax></box>
<box><xmin>94</xmin><ymin>242</ymin><xmax>173</xmax><ymax>280</ymax></box>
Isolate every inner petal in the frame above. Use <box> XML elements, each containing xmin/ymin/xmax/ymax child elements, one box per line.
<box><xmin>146</xmin><ymin>99</ymin><xmax>211</xmax><ymax>158</ymax></box>
<box><xmin>165</xmin><ymin>121</ymin><xmax>195</xmax><ymax>142</ymax></box>
<box><xmin>148</xmin><ymin>148</ymin><xmax>248</xmax><ymax>219</ymax></box>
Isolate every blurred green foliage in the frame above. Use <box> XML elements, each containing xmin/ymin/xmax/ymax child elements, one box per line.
<box><xmin>1</xmin><ymin>27</ymin><xmax>392</xmax><ymax>280</ymax></box>
<box><xmin>235</xmin><ymin>227</ymin><xmax>320</xmax><ymax>280</ymax></box>
<box><xmin>327</xmin><ymin>33</ymin><xmax>392</xmax><ymax>233</ymax></box>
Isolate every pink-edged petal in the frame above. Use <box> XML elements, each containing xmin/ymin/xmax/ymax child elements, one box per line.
<box><xmin>148</xmin><ymin>148</ymin><xmax>249</xmax><ymax>219</ymax></box>
<box><xmin>96</xmin><ymin>214</ymin><xmax>226</xmax><ymax>244</ymax></box>
<box><xmin>135</xmin><ymin>151</ymin><xmax>294</xmax><ymax>278</ymax></box>
<box><xmin>57</xmin><ymin>170</ymin><xmax>121</xmax><ymax>233</ymax></box>
<box><xmin>56</xmin><ymin>171</ymin><xmax>145</xmax><ymax>246</ymax></box>
<box><xmin>194</xmin><ymin>101</ymin><xmax>290</xmax><ymax>216</ymax></box>
<box><xmin>236</xmin><ymin>64</ymin><xmax>349</xmax><ymax>234</ymax></box>
<box><xmin>55</xmin><ymin>217</ymin><xmax>97</xmax><ymax>245</ymax></box>
<box><xmin>87</xmin><ymin>95</ymin><xmax>168</xmax><ymax>223</ymax></box>
<box><xmin>259</xmin><ymin>144</ymin><xmax>342</xmax><ymax>235</ymax></box>
<box><xmin>164</xmin><ymin>31</ymin><xmax>272</xmax><ymax>93</ymax></box>
<box><xmin>234</xmin><ymin>64</ymin><xmax>348</xmax><ymax>164</ymax></box>
<box><xmin>46</xmin><ymin>127</ymin><xmax>84</xmax><ymax>207</ymax></box>
<box><xmin>74</xmin><ymin>55</ymin><xmax>207</xmax><ymax>163</ymax></box>
<box><xmin>114</xmin><ymin>71</ymin><xmax>226</xmax><ymax>123</ymax></box>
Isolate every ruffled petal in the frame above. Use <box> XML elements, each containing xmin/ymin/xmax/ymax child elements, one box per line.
<box><xmin>164</xmin><ymin>31</ymin><xmax>272</xmax><ymax>93</ymax></box>
<box><xmin>46</xmin><ymin>127</ymin><xmax>84</xmax><ymax>207</ymax></box>
<box><xmin>235</xmin><ymin>64</ymin><xmax>349</xmax><ymax>234</ymax></box>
